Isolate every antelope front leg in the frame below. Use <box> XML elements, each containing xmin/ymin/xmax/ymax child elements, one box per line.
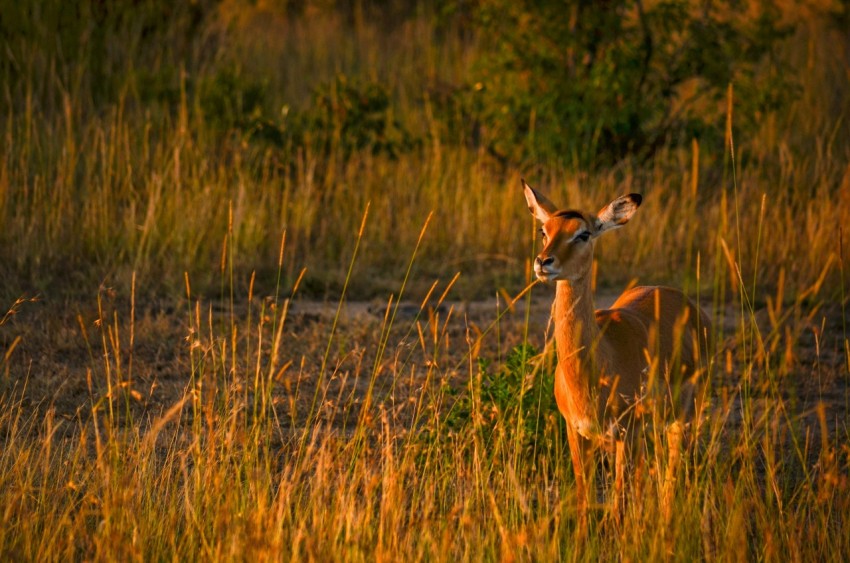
<box><xmin>613</xmin><ymin>439</ymin><xmax>626</xmax><ymax>527</ymax></box>
<box><xmin>661</xmin><ymin>421</ymin><xmax>684</xmax><ymax>530</ymax></box>
<box><xmin>565</xmin><ymin>419</ymin><xmax>591</xmax><ymax>539</ymax></box>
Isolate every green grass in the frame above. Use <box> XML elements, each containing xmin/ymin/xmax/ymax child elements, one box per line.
<box><xmin>1</xmin><ymin>1</ymin><xmax>849</xmax><ymax>560</ymax></box>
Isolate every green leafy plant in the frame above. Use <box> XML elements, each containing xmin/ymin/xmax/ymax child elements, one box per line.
<box><xmin>198</xmin><ymin>65</ymin><xmax>269</xmax><ymax>131</ymax></box>
<box><xmin>440</xmin><ymin>344</ymin><xmax>565</xmax><ymax>457</ymax></box>
<box><xmin>235</xmin><ymin>74</ymin><xmax>418</xmax><ymax>162</ymax></box>
<box><xmin>442</xmin><ymin>0</ymin><xmax>797</xmax><ymax>167</ymax></box>
<box><xmin>287</xmin><ymin>74</ymin><xmax>419</xmax><ymax>159</ymax></box>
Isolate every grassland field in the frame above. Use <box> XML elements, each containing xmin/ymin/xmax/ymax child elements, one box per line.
<box><xmin>1</xmin><ymin>1</ymin><xmax>850</xmax><ymax>560</ymax></box>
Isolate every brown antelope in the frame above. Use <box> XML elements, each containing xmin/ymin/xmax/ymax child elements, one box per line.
<box><xmin>522</xmin><ymin>180</ymin><xmax>710</xmax><ymax>523</ymax></box>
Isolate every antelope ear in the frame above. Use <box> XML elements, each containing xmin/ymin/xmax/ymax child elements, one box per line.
<box><xmin>522</xmin><ymin>179</ymin><xmax>558</xmax><ymax>223</ymax></box>
<box><xmin>594</xmin><ymin>193</ymin><xmax>642</xmax><ymax>234</ymax></box>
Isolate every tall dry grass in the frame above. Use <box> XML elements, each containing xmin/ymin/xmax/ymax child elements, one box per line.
<box><xmin>0</xmin><ymin>1</ymin><xmax>849</xmax><ymax>560</ymax></box>
<box><xmin>1</xmin><ymin>233</ymin><xmax>848</xmax><ymax>559</ymax></box>
<box><xmin>0</xmin><ymin>1</ymin><xmax>847</xmax><ymax>301</ymax></box>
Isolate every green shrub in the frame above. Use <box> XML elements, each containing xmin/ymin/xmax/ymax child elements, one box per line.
<box><xmin>285</xmin><ymin>74</ymin><xmax>419</xmax><ymax>159</ymax></box>
<box><xmin>439</xmin><ymin>344</ymin><xmax>565</xmax><ymax>458</ymax></box>
<box><xmin>441</xmin><ymin>0</ymin><xmax>797</xmax><ymax>167</ymax></box>
<box><xmin>198</xmin><ymin>65</ymin><xmax>269</xmax><ymax>131</ymax></box>
<box><xmin>204</xmin><ymin>73</ymin><xmax>420</xmax><ymax>162</ymax></box>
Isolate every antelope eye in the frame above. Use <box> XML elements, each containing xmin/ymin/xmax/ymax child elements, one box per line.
<box><xmin>575</xmin><ymin>231</ymin><xmax>591</xmax><ymax>242</ymax></box>
<box><xmin>539</xmin><ymin>228</ymin><xmax>547</xmax><ymax>241</ymax></box>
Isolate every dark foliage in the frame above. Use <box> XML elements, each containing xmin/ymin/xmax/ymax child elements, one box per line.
<box><xmin>437</xmin><ymin>0</ymin><xmax>798</xmax><ymax>167</ymax></box>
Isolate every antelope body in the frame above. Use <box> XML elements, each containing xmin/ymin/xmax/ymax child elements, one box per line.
<box><xmin>522</xmin><ymin>180</ymin><xmax>710</xmax><ymax>520</ymax></box>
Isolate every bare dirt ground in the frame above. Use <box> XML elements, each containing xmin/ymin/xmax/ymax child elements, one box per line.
<box><xmin>3</xmin><ymin>291</ymin><xmax>553</xmax><ymax>426</ymax></box>
<box><xmin>2</xmin><ymin>289</ymin><xmax>848</xmax><ymax>448</ymax></box>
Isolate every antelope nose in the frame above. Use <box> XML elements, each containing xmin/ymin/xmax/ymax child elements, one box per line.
<box><xmin>535</xmin><ymin>256</ymin><xmax>554</xmax><ymax>268</ymax></box>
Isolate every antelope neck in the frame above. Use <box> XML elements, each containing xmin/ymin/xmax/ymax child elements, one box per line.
<box><xmin>553</xmin><ymin>278</ymin><xmax>600</xmax><ymax>381</ymax></box>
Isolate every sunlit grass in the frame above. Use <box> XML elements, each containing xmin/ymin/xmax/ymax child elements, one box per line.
<box><xmin>1</xmin><ymin>235</ymin><xmax>848</xmax><ymax>559</ymax></box>
<box><xmin>1</xmin><ymin>1</ymin><xmax>849</xmax><ymax>560</ymax></box>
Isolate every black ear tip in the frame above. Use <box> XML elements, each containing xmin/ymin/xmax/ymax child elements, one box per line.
<box><xmin>630</xmin><ymin>193</ymin><xmax>643</xmax><ymax>206</ymax></box>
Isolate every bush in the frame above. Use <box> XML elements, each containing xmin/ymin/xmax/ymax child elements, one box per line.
<box><xmin>444</xmin><ymin>0</ymin><xmax>797</xmax><ymax>167</ymax></box>
<box><xmin>284</xmin><ymin>74</ymin><xmax>419</xmax><ymax>160</ymax></box>
<box><xmin>438</xmin><ymin>344</ymin><xmax>565</xmax><ymax>458</ymax></box>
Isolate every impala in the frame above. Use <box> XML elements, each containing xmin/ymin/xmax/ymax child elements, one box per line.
<box><xmin>522</xmin><ymin>180</ymin><xmax>711</xmax><ymax>522</ymax></box>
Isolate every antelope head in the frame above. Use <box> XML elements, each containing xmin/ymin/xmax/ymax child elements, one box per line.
<box><xmin>522</xmin><ymin>179</ymin><xmax>642</xmax><ymax>283</ymax></box>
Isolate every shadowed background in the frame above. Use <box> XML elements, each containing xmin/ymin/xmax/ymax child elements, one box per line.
<box><xmin>0</xmin><ymin>0</ymin><xmax>848</xmax><ymax>301</ymax></box>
